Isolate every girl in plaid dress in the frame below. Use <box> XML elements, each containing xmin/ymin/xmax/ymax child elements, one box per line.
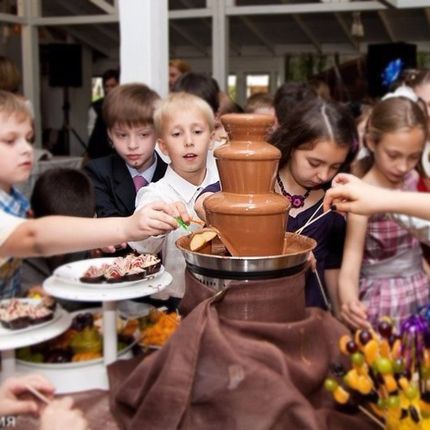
<box><xmin>339</xmin><ymin>97</ymin><xmax>430</xmax><ymax>329</ymax></box>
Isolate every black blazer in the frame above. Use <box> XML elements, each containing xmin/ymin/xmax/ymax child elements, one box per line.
<box><xmin>83</xmin><ymin>152</ymin><xmax>167</xmax><ymax>218</ymax></box>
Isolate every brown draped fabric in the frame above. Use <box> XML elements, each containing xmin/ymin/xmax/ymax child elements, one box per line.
<box><xmin>108</xmin><ymin>269</ymin><xmax>375</xmax><ymax>430</ymax></box>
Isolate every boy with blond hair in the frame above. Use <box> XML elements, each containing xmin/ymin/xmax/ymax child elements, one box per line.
<box><xmin>130</xmin><ymin>92</ymin><xmax>218</xmax><ymax>305</ymax></box>
<box><xmin>0</xmin><ymin>90</ymin><xmax>33</xmax><ymax>298</ymax></box>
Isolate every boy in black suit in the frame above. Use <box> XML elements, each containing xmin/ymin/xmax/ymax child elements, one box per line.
<box><xmin>84</xmin><ymin>83</ymin><xmax>167</xmax><ymax>252</ymax></box>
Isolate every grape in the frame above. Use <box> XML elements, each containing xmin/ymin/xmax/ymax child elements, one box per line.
<box><xmin>376</xmin><ymin>357</ymin><xmax>393</xmax><ymax>375</ymax></box>
<box><xmin>404</xmin><ymin>385</ymin><xmax>418</xmax><ymax>400</ymax></box>
<box><xmin>324</xmin><ymin>378</ymin><xmax>338</xmax><ymax>392</ymax></box>
<box><xmin>386</xmin><ymin>395</ymin><xmax>400</xmax><ymax>409</ymax></box>
<box><xmin>378</xmin><ymin>320</ymin><xmax>392</xmax><ymax>338</ymax></box>
<box><xmin>351</xmin><ymin>352</ymin><xmax>365</xmax><ymax>367</ymax></box>
<box><xmin>359</xmin><ymin>330</ymin><xmax>372</xmax><ymax>346</ymax></box>
<box><xmin>346</xmin><ymin>341</ymin><xmax>358</xmax><ymax>354</ymax></box>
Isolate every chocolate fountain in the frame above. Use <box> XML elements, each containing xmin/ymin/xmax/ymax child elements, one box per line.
<box><xmin>108</xmin><ymin>114</ymin><xmax>372</xmax><ymax>430</ymax></box>
<box><xmin>176</xmin><ymin>113</ymin><xmax>315</xmax><ymax>288</ymax></box>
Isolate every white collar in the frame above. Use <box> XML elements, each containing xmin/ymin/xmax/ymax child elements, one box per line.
<box><xmin>126</xmin><ymin>153</ymin><xmax>157</xmax><ymax>182</ymax></box>
<box><xmin>163</xmin><ymin>166</ymin><xmax>210</xmax><ymax>203</ymax></box>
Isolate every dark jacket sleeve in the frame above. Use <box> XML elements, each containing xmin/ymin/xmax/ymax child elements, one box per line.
<box><xmin>83</xmin><ymin>159</ymin><xmax>125</xmax><ymax>218</ymax></box>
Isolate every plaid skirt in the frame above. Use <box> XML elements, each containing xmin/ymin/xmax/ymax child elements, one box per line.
<box><xmin>360</xmin><ymin>272</ymin><xmax>429</xmax><ymax>328</ymax></box>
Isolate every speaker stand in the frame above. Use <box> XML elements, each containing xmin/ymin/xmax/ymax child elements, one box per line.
<box><xmin>61</xmin><ymin>87</ymin><xmax>87</xmax><ymax>155</ymax></box>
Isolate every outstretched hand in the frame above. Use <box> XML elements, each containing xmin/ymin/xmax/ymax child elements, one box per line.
<box><xmin>340</xmin><ymin>299</ymin><xmax>370</xmax><ymax>330</ymax></box>
<box><xmin>128</xmin><ymin>200</ymin><xmax>191</xmax><ymax>240</ymax></box>
<box><xmin>40</xmin><ymin>397</ymin><xmax>89</xmax><ymax>430</ymax></box>
<box><xmin>323</xmin><ymin>173</ymin><xmax>386</xmax><ymax>215</ymax></box>
<box><xmin>0</xmin><ymin>374</ymin><xmax>55</xmax><ymax>416</ymax></box>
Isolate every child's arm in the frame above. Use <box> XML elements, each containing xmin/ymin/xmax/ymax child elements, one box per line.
<box><xmin>389</xmin><ymin>213</ymin><xmax>430</xmax><ymax>245</ymax></box>
<box><xmin>1</xmin><ymin>201</ymin><xmax>189</xmax><ymax>258</ymax></box>
<box><xmin>324</xmin><ymin>269</ymin><xmax>341</xmax><ymax>317</ymax></box>
<box><xmin>128</xmin><ymin>188</ymin><xmax>182</xmax><ymax>255</ymax></box>
<box><xmin>324</xmin><ymin>173</ymin><xmax>430</xmax><ymax>219</ymax></box>
<box><xmin>338</xmin><ymin>213</ymin><xmax>369</xmax><ymax>329</ymax></box>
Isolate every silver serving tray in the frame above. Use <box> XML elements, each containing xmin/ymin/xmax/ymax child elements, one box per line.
<box><xmin>176</xmin><ymin>232</ymin><xmax>316</xmax><ymax>275</ymax></box>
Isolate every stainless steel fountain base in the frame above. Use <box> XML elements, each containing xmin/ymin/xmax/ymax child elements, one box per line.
<box><xmin>176</xmin><ymin>232</ymin><xmax>316</xmax><ymax>282</ymax></box>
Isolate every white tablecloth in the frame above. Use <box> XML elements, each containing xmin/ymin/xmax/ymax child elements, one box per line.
<box><xmin>18</xmin><ymin>156</ymin><xmax>83</xmax><ymax>198</ymax></box>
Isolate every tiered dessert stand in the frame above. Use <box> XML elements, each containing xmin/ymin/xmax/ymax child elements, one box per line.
<box><xmin>1</xmin><ymin>263</ymin><xmax>172</xmax><ymax>394</ymax></box>
<box><xmin>0</xmin><ymin>303</ymin><xmax>72</xmax><ymax>382</ymax></box>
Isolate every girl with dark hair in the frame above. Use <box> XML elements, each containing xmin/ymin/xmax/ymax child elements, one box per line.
<box><xmin>196</xmin><ymin>97</ymin><xmax>358</xmax><ymax>312</ymax></box>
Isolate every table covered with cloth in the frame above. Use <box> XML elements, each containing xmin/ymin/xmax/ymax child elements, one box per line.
<box><xmin>107</xmin><ymin>269</ymin><xmax>376</xmax><ymax>430</ymax></box>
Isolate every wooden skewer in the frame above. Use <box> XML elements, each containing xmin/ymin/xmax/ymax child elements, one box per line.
<box><xmin>24</xmin><ymin>383</ymin><xmax>51</xmax><ymax>405</ymax></box>
<box><xmin>294</xmin><ymin>209</ymin><xmax>332</xmax><ymax>235</ymax></box>
<box><xmin>358</xmin><ymin>406</ymin><xmax>384</xmax><ymax>429</ymax></box>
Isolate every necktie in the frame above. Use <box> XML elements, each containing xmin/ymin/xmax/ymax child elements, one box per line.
<box><xmin>133</xmin><ymin>175</ymin><xmax>148</xmax><ymax>192</ymax></box>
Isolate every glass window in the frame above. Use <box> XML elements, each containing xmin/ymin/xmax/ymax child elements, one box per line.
<box><xmin>228</xmin><ymin>74</ymin><xmax>237</xmax><ymax>101</ymax></box>
<box><xmin>91</xmin><ymin>77</ymin><xmax>104</xmax><ymax>102</ymax></box>
<box><xmin>246</xmin><ymin>74</ymin><xmax>270</xmax><ymax>98</ymax></box>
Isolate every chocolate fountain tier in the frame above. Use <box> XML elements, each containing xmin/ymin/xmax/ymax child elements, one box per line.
<box><xmin>216</xmin><ymin>113</ymin><xmax>279</xmax><ymax>194</ymax></box>
<box><xmin>203</xmin><ymin>192</ymin><xmax>290</xmax><ymax>256</ymax></box>
<box><xmin>176</xmin><ymin>232</ymin><xmax>316</xmax><ymax>285</ymax></box>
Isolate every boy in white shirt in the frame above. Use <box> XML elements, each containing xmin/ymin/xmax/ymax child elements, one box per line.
<box><xmin>130</xmin><ymin>92</ymin><xmax>218</xmax><ymax>304</ymax></box>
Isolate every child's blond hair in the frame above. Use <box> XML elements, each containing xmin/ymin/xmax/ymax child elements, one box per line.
<box><xmin>154</xmin><ymin>92</ymin><xmax>215</xmax><ymax>136</ymax></box>
<box><xmin>0</xmin><ymin>90</ymin><xmax>32</xmax><ymax>123</ymax></box>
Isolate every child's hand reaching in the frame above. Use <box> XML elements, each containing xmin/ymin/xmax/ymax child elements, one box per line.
<box><xmin>0</xmin><ymin>374</ymin><xmax>55</xmax><ymax>416</ymax></box>
<box><xmin>340</xmin><ymin>299</ymin><xmax>370</xmax><ymax>330</ymax></box>
<box><xmin>40</xmin><ymin>397</ymin><xmax>88</xmax><ymax>430</ymax></box>
<box><xmin>324</xmin><ymin>173</ymin><xmax>388</xmax><ymax>215</ymax></box>
<box><xmin>127</xmin><ymin>201</ymin><xmax>190</xmax><ymax>240</ymax></box>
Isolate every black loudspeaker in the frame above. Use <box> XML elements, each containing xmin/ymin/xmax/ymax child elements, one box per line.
<box><xmin>46</xmin><ymin>44</ymin><xmax>82</xmax><ymax>87</ymax></box>
<box><xmin>367</xmin><ymin>42</ymin><xmax>416</xmax><ymax>97</ymax></box>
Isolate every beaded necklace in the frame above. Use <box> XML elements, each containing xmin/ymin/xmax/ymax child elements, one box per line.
<box><xmin>276</xmin><ymin>175</ymin><xmax>311</xmax><ymax>209</ymax></box>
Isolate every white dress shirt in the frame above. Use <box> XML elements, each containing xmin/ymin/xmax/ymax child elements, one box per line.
<box><xmin>129</xmin><ymin>166</ymin><xmax>219</xmax><ymax>299</ymax></box>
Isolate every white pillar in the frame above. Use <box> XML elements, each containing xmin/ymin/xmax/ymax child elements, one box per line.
<box><xmin>17</xmin><ymin>0</ymin><xmax>41</xmax><ymax>147</ymax></box>
<box><xmin>118</xmin><ymin>0</ymin><xmax>169</xmax><ymax>98</ymax></box>
<box><xmin>210</xmin><ymin>0</ymin><xmax>229</xmax><ymax>91</ymax></box>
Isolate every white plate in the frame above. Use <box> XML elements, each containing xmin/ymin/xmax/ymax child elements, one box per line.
<box><xmin>0</xmin><ymin>298</ymin><xmax>60</xmax><ymax>336</ymax></box>
<box><xmin>16</xmin><ymin>307</ymin><xmax>137</xmax><ymax>369</ymax></box>
<box><xmin>53</xmin><ymin>257</ymin><xmax>164</xmax><ymax>288</ymax></box>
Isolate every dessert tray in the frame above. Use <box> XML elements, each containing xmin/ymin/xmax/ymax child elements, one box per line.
<box><xmin>0</xmin><ymin>300</ymin><xmax>71</xmax><ymax>351</ymax></box>
<box><xmin>0</xmin><ymin>298</ymin><xmax>56</xmax><ymax>332</ymax></box>
<box><xmin>53</xmin><ymin>255</ymin><xmax>163</xmax><ymax>287</ymax></box>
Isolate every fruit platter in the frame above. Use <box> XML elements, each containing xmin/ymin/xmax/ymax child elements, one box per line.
<box><xmin>16</xmin><ymin>308</ymin><xmax>139</xmax><ymax>367</ymax></box>
<box><xmin>139</xmin><ymin>309</ymin><xmax>181</xmax><ymax>349</ymax></box>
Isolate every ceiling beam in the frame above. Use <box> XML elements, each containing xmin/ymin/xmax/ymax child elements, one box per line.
<box><xmin>292</xmin><ymin>14</ymin><xmax>321</xmax><ymax>53</ymax></box>
<box><xmin>227</xmin><ymin>2</ymin><xmax>386</xmax><ymax>16</ymax></box>
<box><xmin>31</xmin><ymin>14</ymin><xmax>118</xmax><ymax>26</ymax></box>
<box><xmin>377</xmin><ymin>10</ymin><xmax>396</xmax><ymax>42</ymax></box>
<box><xmin>334</xmin><ymin>13</ymin><xmax>359</xmax><ymax>52</ymax></box>
<box><xmin>0</xmin><ymin>12</ymin><xmax>25</xmax><ymax>24</ymax></box>
<box><xmin>377</xmin><ymin>0</ymin><xmax>398</xmax><ymax>8</ymax></box>
<box><xmin>178</xmin><ymin>0</ymin><xmax>240</xmax><ymax>55</ymax></box>
<box><xmin>88</xmin><ymin>0</ymin><xmax>116</xmax><ymax>14</ymax></box>
<box><xmin>170</xmin><ymin>22</ymin><xmax>209</xmax><ymax>56</ymax></box>
<box><xmin>239</xmin><ymin>16</ymin><xmax>276</xmax><ymax>55</ymax></box>
<box><xmin>64</xmin><ymin>25</ymin><xmax>112</xmax><ymax>56</ymax></box>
